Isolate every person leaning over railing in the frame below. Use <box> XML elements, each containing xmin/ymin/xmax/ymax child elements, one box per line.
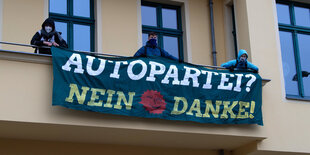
<box><xmin>30</xmin><ymin>18</ymin><xmax>68</xmax><ymax>55</ymax></box>
<box><xmin>221</xmin><ymin>49</ymin><xmax>259</xmax><ymax>73</ymax></box>
<box><xmin>134</xmin><ymin>32</ymin><xmax>181</xmax><ymax>62</ymax></box>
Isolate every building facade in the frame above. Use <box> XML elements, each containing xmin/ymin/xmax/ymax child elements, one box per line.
<box><xmin>0</xmin><ymin>0</ymin><xmax>309</xmax><ymax>154</ymax></box>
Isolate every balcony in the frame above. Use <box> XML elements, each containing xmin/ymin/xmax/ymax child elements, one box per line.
<box><xmin>0</xmin><ymin>44</ymin><xmax>269</xmax><ymax>150</ymax></box>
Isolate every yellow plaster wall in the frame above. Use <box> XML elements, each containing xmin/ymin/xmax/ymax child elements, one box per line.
<box><xmin>234</xmin><ymin>0</ymin><xmax>310</xmax><ymax>153</ymax></box>
<box><xmin>233</xmin><ymin>0</ymin><xmax>252</xmax><ymax>60</ymax></box>
<box><xmin>101</xmin><ymin>0</ymin><xmax>139</xmax><ymax>56</ymax></box>
<box><xmin>188</xmin><ymin>0</ymin><xmax>212</xmax><ymax>65</ymax></box>
<box><xmin>213</xmin><ymin>0</ymin><xmax>227</xmax><ymax>66</ymax></box>
<box><xmin>2</xmin><ymin>0</ymin><xmax>45</xmax><ymax>53</ymax></box>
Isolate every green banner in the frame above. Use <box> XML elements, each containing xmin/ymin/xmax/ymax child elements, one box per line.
<box><xmin>52</xmin><ymin>47</ymin><xmax>263</xmax><ymax>125</ymax></box>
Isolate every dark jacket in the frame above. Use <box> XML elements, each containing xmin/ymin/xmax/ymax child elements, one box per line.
<box><xmin>134</xmin><ymin>41</ymin><xmax>178</xmax><ymax>61</ymax></box>
<box><xmin>221</xmin><ymin>49</ymin><xmax>259</xmax><ymax>71</ymax></box>
<box><xmin>31</xmin><ymin>18</ymin><xmax>68</xmax><ymax>55</ymax></box>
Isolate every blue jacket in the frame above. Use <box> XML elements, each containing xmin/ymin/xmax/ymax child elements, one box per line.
<box><xmin>134</xmin><ymin>41</ymin><xmax>178</xmax><ymax>61</ymax></box>
<box><xmin>221</xmin><ymin>49</ymin><xmax>259</xmax><ymax>71</ymax></box>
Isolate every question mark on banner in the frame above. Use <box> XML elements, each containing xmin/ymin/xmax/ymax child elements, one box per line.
<box><xmin>245</xmin><ymin>74</ymin><xmax>256</xmax><ymax>92</ymax></box>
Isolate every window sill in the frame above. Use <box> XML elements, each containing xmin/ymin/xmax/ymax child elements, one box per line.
<box><xmin>262</xmin><ymin>79</ymin><xmax>271</xmax><ymax>86</ymax></box>
<box><xmin>286</xmin><ymin>95</ymin><xmax>310</xmax><ymax>102</ymax></box>
<box><xmin>0</xmin><ymin>49</ymin><xmax>52</xmax><ymax>64</ymax></box>
<box><xmin>0</xmin><ymin>48</ymin><xmax>272</xmax><ymax>88</ymax></box>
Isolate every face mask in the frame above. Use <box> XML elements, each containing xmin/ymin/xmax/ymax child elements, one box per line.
<box><xmin>240</xmin><ymin>56</ymin><xmax>247</xmax><ymax>62</ymax></box>
<box><xmin>149</xmin><ymin>39</ymin><xmax>157</xmax><ymax>47</ymax></box>
<box><xmin>45</xmin><ymin>26</ymin><xmax>52</xmax><ymax>33</ymax></box>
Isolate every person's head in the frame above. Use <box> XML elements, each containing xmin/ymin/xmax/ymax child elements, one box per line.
<box><xmin>42</xmin><ymin>18</ymin><xmax>55</xmax><ymax>33</ymax></box>
<box><xmin>147</xmin><ymin>32</ymin><xmax>158</xmax><ymax>47</ymax></box>
<box><xmin>238</xmin><ymin>49</ymin><xmax>248</xmax><ymax>62</ymax></box>
<box><xmin>148</xmin><ymin>32</ymin><xmax>158</xmax><ymax>40</ymax></box>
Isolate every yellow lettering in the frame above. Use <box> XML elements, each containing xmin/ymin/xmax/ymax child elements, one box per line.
<box><xmin>104</xmin><ymin>89</ymin><xmax>115</xmax><ymax>108</ymax></box>
<box><xmin>186</xmin><ymin>99</ymin><xmax>202</xmax><ymax>117</ymax></box>
<box><xmin>220</xmin><ymin>101</ymin><xmax>237</xmax><ymax>119</ymax></box>
<box><xmin>87</xmin><ymin>88</ymin><xmax>106</xmax><ymax>107</ymax></box>
<box><xmin>203</xmin><ymin>100</ymin><xmax>222</xmax><ymax>118</ymax></box>
<box><xmin>114</xmin><ymin>91</ymin><xmax>135</xmax><ymax>110</ymax></box>
<box><xmin>237</xmin><ymin>101</ymin><xmax>249</xmax><ymax>119</ymax></box>
<box><xmin>171</xmin><ymin>97</ymin><xmax>188</xmax><ymax>115</ymax></box>
<box><xmin>65</xmin><ymin>84</ymin><xmax>89</xmax><ymax>104</ymax></box>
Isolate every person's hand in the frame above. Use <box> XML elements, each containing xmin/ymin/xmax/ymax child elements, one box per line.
<box><xmin>43</xmin><ymin>41</ymin><xmax>52</xmax><ymax>46</ymax></box>
<box><xmin>52</xmin><ymin>42</ymin><xmax>59</xmax><ymax>47</ymax></box>
<box><xmin>227</xmin><ymin>66</ymin><xmax>234</xmax><ymax>72</ymax></box>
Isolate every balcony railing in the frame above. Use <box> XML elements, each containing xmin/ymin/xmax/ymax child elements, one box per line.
<box><xmin>0</xmin><ymin>41</ymin><xmax>271</xmax><ymax>85</ymax></box>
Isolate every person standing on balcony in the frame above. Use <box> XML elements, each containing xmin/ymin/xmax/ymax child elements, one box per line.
<box><xmin>134</xmin><ymin>32</ymin><xmax>179</xmax><ymax>61</ymax></box>
<box><xmin>221</xmin><ymin>49</ymin><xmax>259</xmax><ymax>73</ymax></box>
<box><xmin>31</xmin><ymin>18</ymin><xmax>68</xmax><ymax>55</ymax></box>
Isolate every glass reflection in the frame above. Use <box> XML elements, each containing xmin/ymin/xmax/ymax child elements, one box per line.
<box><xmin>142</xmin><ymin>33</ymin><xmax>148</xmax><ymax>46</ymax></box>
<box><xmin>73</xmin><ymin>24</ymin><xmax>91</xmax><ymax>51</ymax></box>
<box><xmin>295</xmin><ymin>6</ymin><xmax>310</xmax><ymax>27</ymax></box>
<box><xmin>141</xmin><ymin>6</ymin><xmax>157</xmax><ymax>26</ymax></box>
<box><xmin>297</xmin><ymin>33</ymin><xmax>310</xmax><ymax>97</ymax></box>
<box><xmin>162</xmin><ymin>8</ymin><xmax>177</xmax><ymax>29</ymax></box>
<box><xmin>163</xmin><ymin>36</ymin><xmax>179</xmax><ymax>58</ymax></box>
<box><xmin>276</xmin><ymin>3</ymin><xmax>291</xmax><ymax>24</ymax></box>
<box><xmin>73</xmin><ymin>0</ymin><xmax>90</xmax><ymax>18</ymax></box>
<box><xmin>279</xmin><ymin>31</ymin><xmax>299</xmax><ymax>95</ymax></box>
<box><xmin>55</xmin><ymin>21</ymin><xmax>67</xmax><ymax>42</ymax></box>
<box><xmin>49</xmin><ymin>0</ymin><xmax>67</xmax><ymax>15</ymax></box>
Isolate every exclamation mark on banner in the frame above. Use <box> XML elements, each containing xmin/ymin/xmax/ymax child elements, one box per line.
<box><xmin>249</xmin><ymin>101</ymin><xmax>255</xmax><ymax>119</ymax></box>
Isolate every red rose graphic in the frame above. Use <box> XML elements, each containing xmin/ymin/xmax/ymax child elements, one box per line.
<box><xmin>140</xmin><ymin>90</ymin><xmax>167</xmax><ymax>114</ymax></box>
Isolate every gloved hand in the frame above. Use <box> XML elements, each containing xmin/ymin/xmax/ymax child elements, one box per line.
<box><xmin>227</xmin><ymin>66</ymin><xmax>234</xmax><ymax>72</ymax></box>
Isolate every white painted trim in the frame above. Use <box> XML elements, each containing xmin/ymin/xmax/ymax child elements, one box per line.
<box><xmin>95</xmin><ymin>0</ymin><xmax>103</xmax><ymax>53</ymax></box>
<box><xmin>44</xmin><ymin>0</ymin><xmax>49</xmax><ymax>19</ymax></box>
<box><xmin>272</xmin><ymin>0</ymin><xmax>289</xmax><ymax>102</ymax></box>
<box><xmin>137</xmin><ymin>0</ymin><xmax>142</xmax><ymax>48</ymax></box>
<box><xmin>182</xmin><ymin>0</ymin><xmax>192</xmax><ymax>63</ymax></box>
<box><xmin>0</xmin><ymin>0</ymin><xmax>3</xmax><ymax>48</ymax></box>
<box><xmin>0</xmin><ymin>50</ymin><xmax>52</xmax><ymax>64</ymax></box>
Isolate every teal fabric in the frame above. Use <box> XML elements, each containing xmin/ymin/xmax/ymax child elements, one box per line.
<box><xmin>52</xmin><ymin>47</ymin><xmax>263</xmax><ymax>125</ymax></box>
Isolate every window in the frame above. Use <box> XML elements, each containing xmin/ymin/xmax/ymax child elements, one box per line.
<box><xmin>277</xmin><ymin>1</ymin><xmax>310</xmax><ymax>100</ymax></box>
<box><xmin>49</xmin><ymin>0</ymin><xmax>95</xmax><ymax>52</ymax></box>
<box><xmin>141</xmin><ymin>1</ymin><xmax>183</xmax><ymax>60</ymax></box>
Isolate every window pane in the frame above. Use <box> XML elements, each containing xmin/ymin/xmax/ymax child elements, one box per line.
<box><xmin>73</xmin><ymin>24</ymin><xmax>91</xmax><ymax>51</ymax></box>
<box><xmin>162</xmin><ymin>8</ymin><xmax>177</xmax><ymax>29</ymax></box>
<box><xmin>73</xmin><ymin>0</ymin><xmax>90</xmax><ymax>18</ymax></box>
<box><xmin>142</xmin><ymin>33</ymin><xmax>148</xmax><ymax>46</ymax></box>
<box><xmin>297</xmin><ymin>33</ymin><xmax>310</xmax><ymax>97</ymax></box>
<box><xmin>279</xmin><ymin>31</ymin><xmax>299</xmax><ymax>96</ymax></box>
<box><xmin>294</xmin><ymin>6</ymin><xmax>310</xmax><ymax>27</ymax></box>
<box><xmin>55</xmin><ymin>21</ymin><xmax>67</xmax><ymax>42</ymax></box>
<box><xmin>163</xmin><ymin>36</ymin><xmax>179</xmax><ymax>58</ymax></box>
<box><xmin>141</xmin><ymin>6</ymin><xmax>157</xmax><ymax>27</ymax></box>
<box><xmin>49</xmin><ymin>0</ymin><xmax>67</xmax><ymax>15</ymax></box>
<box><xmin>276</xmin><ymin>3</ymin><xmax>291</xmax><ymax>24</ymax></box>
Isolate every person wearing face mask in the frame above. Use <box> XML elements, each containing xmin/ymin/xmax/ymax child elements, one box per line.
<box><xmin>134</xmin><ymin>32</ymin><xmax>179</xmax><ymax>61</ymax></box>
<box><xmin>31</xmin><ymin>18</ymin><xmax>68</xmax><ymax>54</ymax></box>
<box><xmin>221</xmin><ymin>49</ymin><xmax>259</xmax><ymax>73</ymax></box>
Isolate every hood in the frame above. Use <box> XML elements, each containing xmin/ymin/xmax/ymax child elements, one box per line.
<box><xmin>237</xmin><ymin>49</ymin><xmax>248</xmax><ymax>60</ymax></box>
<box><xmin>41</xmin><ymin>18</ymin><xmax>55</xmax><ymax>32</ymax></box>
